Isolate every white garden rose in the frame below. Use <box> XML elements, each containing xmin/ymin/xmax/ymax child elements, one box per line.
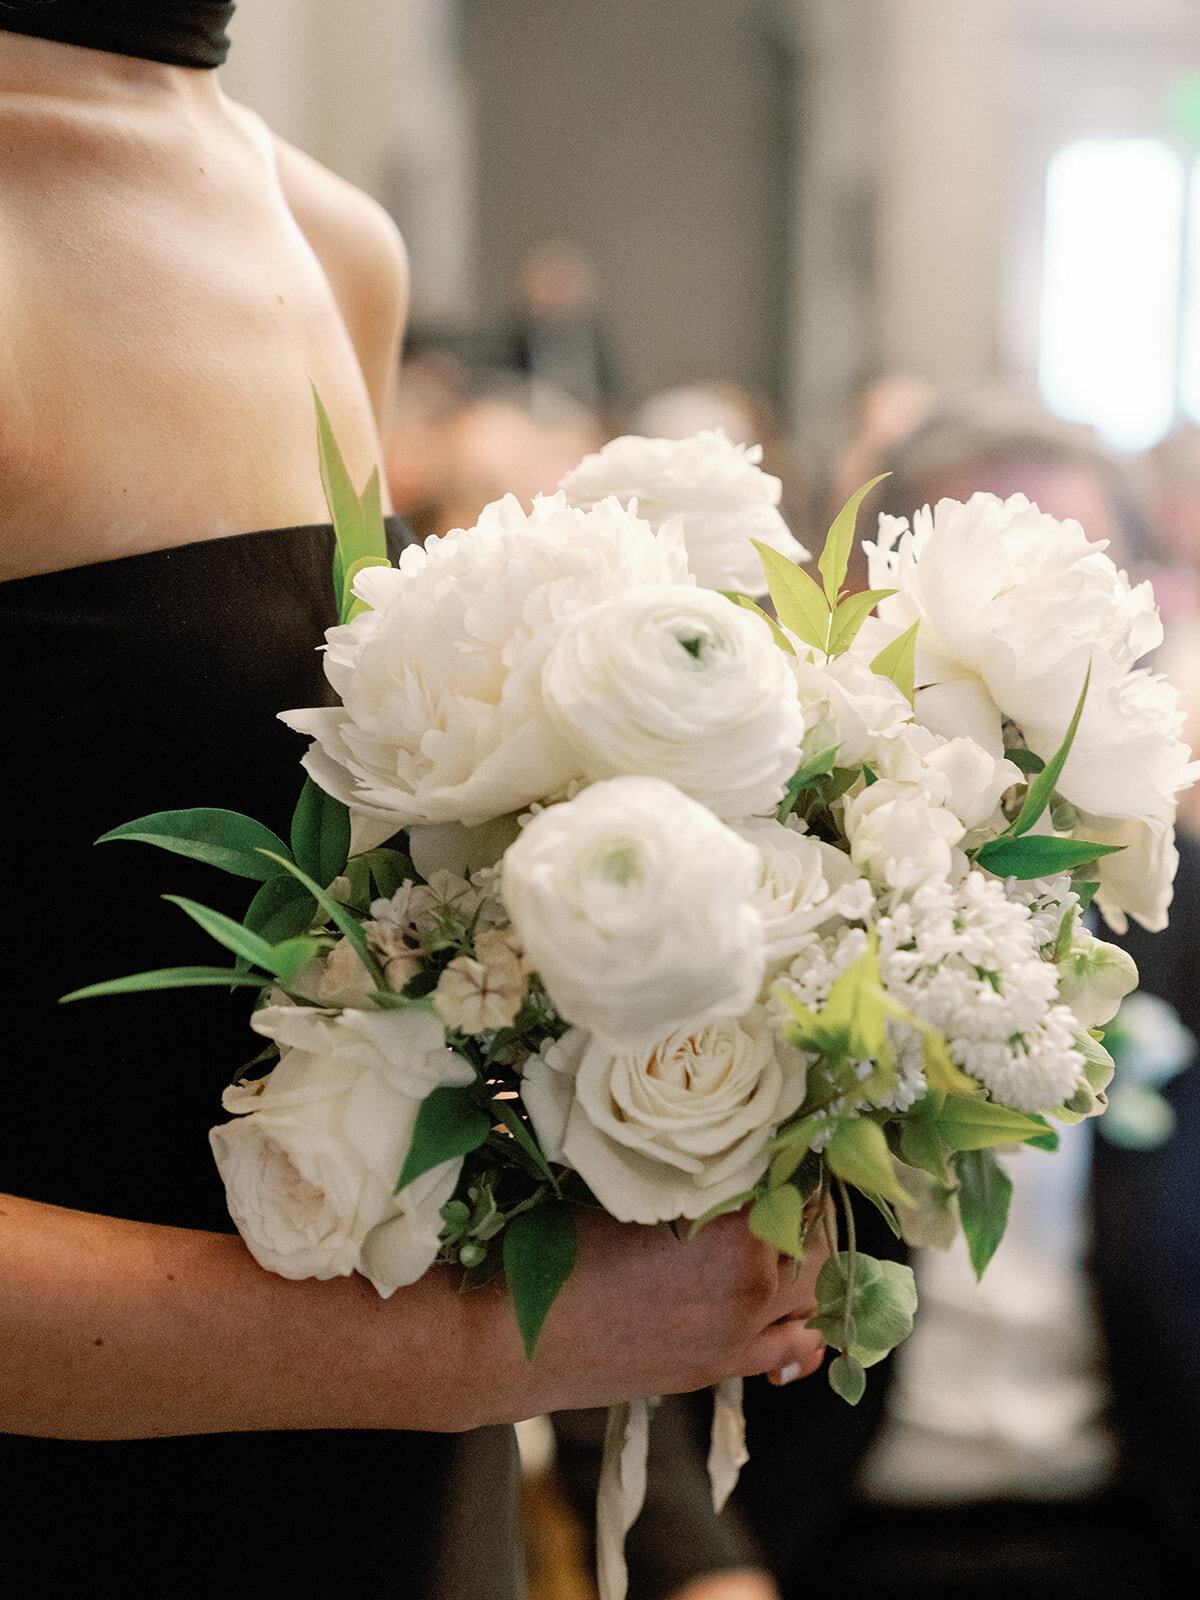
<box><xmin>788</xmin><ymin>648</ymin><xmax>913</xmax><ymax>770</ymax></box>
<box><xmin>843</xmin><ymin>780</ymin><xmax>966</xmax><ymax>893</ymax></box>
<box><xmin>865</xmin><ymin>493</ymin><xmax>1195</xmax><ymax>829</ymax></box>
<box><xmin>210</xmin><ymin>1004</ymin><xmax>473</xmax><ymax>1296</ymax></box>
<box><xmin>731</xmin><ymin>816</ymin><xmax>874</xmax><ymax>971</ymax></box>
<box><xmin>281</xmin><ymin>491</ymin><xmax>692</xmax><ymax>838</ymax></box>
<box><xmin>500</xmin><ymin>776</ymin><xmax>765</xmax><ymax>1047</ymax></box>
<box><xmin>521</xmin><ymin>1008</ymin><xmax>809</xmax><ymax>1223</ymax></box>
<box><xmin>541</xmin><ymin>586</ymin><xmax>807</xmax><ymax>818</ymax></box>
<box><xmin>558</xmin><ymin>429</ymin><xmax>810</xmax><ymax>593</ymax></box>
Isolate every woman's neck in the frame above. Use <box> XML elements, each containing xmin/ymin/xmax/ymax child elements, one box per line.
<box><xmin>0</xmin><ymin>27</ymin><xmax>223</xmax><ymax>109</ymax></box>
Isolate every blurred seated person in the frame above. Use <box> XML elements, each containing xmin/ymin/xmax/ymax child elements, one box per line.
<box><xmin>504</xmin><ymin>237</ymin><xmax>622</xmax><ymax>425</ymax></box>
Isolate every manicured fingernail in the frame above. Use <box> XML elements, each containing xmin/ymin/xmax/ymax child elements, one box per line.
<box><xmin>778</xmin><ymin>1363</ymin><xmax>801</xmax><ymax>1385</ymax></box>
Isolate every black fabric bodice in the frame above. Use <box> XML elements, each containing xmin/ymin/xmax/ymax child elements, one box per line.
<box><xmin>0</xmin><ymin>0</ymin><xmax>234</xmax><ymax>67</ymax></box>
<box><xmin>0</xmin><ymin>523</ymin><xmax>519</xmax><ymax>1600</ymax></box>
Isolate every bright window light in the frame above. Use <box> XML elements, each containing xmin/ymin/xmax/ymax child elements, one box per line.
<box><xmin>1040</xmin><ymin>139</ymin><xmax>1184</xmax><ymax>452</ymax></box>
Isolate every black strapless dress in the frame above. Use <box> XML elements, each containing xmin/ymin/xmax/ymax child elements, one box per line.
<box><xmin>0</xmin><ymin>523</ymin><xmax>520</xmax><ymax>1599</ymax></box>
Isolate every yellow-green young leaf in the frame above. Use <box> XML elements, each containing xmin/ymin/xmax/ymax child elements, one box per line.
<box><xmin>826</xmin><ymin>1119</ymin><xmax>914</xmax><ymax>1207</ymax></box>
<box><xmin>767</xmin><ymin>1112</ymin><xmax>828</xmax><ymax>1187</ymax></box>
<box><xmin>747</xmin><ymin>1185</ymin><xmax>807</xmax><ymax>1259</ymax></box>
<box><xmin>821</xmin><ymin>938</ymin><xmax>888</xmax><ymax>1061</ymax></box>
<box><xmin>869</xmin><ymin>620</ymin><xmax>919</xmax><ymax>705</ymax></box>
<box><xmin>932</xmin><ymin>1093</ymin><xmax>1051</xmax><ymax>1151</ymax></box>
<box><xmin>313</xmin><ymin>387</ymin><xmax>388</xmax><ymax>621</ymax></box>
<box><xmin>751</xmin><ymin>540</ymin><xmax>830</xmax><ymax>652</ymax></box>
<box><xmin>892</xmin><ymin>1158</ymin><xmax>960</xmax><ymax>1251</ymax></box>
<box><xmin>920</xmin><ymin>1028</ymin><xmax>978</xmax><ymax>1096</ymax></box>
<box><xmin>342</xmin><ymin>554</ymin><xmax>393</xmax><ymax>623</ymax></box>
<box><xmin>817</xmin><ymin>473</ymin><xmax>890</xmax><ymax>606</ymax></box>
<box><xmin>828</xmin><ymin>1353</ymin><xmax>867</xmax><ymax>1405</ymax></box>
<box><xmin>827</xmin><ymin>588</ymin><xmax>898</xmax><ymax>657</ymax></box>
<box><xmin>721</xmin><ymin>591</ymin><xmax>796</xmax><ymax>654</ymax></box>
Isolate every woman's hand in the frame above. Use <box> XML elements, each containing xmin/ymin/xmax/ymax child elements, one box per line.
<box><xmin>466</xmin><ymin>1207</ymin><xmax>827</xmax><ymax>1428</ymax></box>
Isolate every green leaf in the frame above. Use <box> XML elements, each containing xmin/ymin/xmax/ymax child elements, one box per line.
<box><xmin>776</xmin><ymin>747</ymin><xmax>839</xmax><ymax>823</ymax></box>
<box><xmin>1008</xmin><ymin>667</ymin><xmax>1091</xmax><ymax>838</ymax></box>
<box><xmin>255</xmin><ymin>849</ymin><xmax>384</xmax><ymax>988</ymax></box>
<box><xmin>687</xmin><ymin>1189</ymin><xmax>758</xmax><ymax>1234</ymax></box>
<box><xmin>826</xmin><ymin>1119</ymin><xmax>914</xmax><ymax>1207</ymax></box>
<box><xmin>751</xmin><ymin>540</ymin><xmax>831</xmax><ymax>652</ymax></box>
<box><xmin>358</xmin><ymin>847</ymin><xmax>417</xmax><ymax>901</ymax></box>
<box><xmin>748</xmin><ymin>1185</ymin><xmax>807</xmax><ymax>1260</ymax></box>
<box><xmin>827</xmin><ymin>1352</ymin><xmax>867</xmax><ymax>1405</ymax></box>
<box><xmin>313</xmin><ymin>388</ymin><xmax>388</xmax><ymax>623</ymax></box>
<box><xmin>818</xmin><ymin>473</ymin><xmax>890</xmax><ymax>607</ymax></box>
<box><xmin>266</xmin><ymin>936</ymin><xmax>328</xmax><ymax>984</ymax></box>
<box><xmin>973</xmin><ymin>834</ymin><xmax>1125</xmax><ymax>879</ymax></box>
<box><xmin>343</xmin><ymin>552</ymin><xmax>393</xmax><ymax>623</ymax></box>
<box><xmin>489</xmin><ymin>1099</ymin><xmax>559</xmax><ymax>1187</ymax></box>
<box><xmin>163</xmin><ymin>895</ymin><xmax>279</xmax><ymax>970</ymax></box>
<box><xmin>290</xmin><ymin>776</ymin><xmax>352</xmax><ymax>889</ymax></box>
<box><xmin>1074</xmin><ymin>879</ymin><xmax>1100</xmax><ymax>914</ymax></box>
<box><xmin>97</xmin><ymin>809</ymin><xmax>292</xmax><ymax>881</ymax></box>
<box><xmin>502</xmin><ymin>1203</ymin><xmax>578</xmax><ymax>1360</ymax></box>
<box><xmin>869</xmin><ymin>621</ymin><xmax>919</xmax><ymax>705</ymax></box>
<box><xmin>931</xmin><ymin>1094</ymin><xmax>1050</xmax><ymax>1151</ymax></box>
<box><xmin>60</xmin><ymin>966</ymin><xmax>269</xmax><ymax>1003</ymax></box>
<box><xmin>720</xmin><ymin>590</ymin><xmax>796</xmax><ymax>654</ymax></box>
<box><xmin>898</xmin><ymin>1097</ymin><xmax>951</xmax><ymax>1180</ymax></box>
<box><xmin>810</xmin><ymin>1252</ymin><xmax>917</xmax><ymax>1366</ymax></box>
<box><xmin>827</xmin><ymin>588</ymin><xmax>898</xmax><ymax>657</ymax></box>
<box><xmin>244</xmin><ymin>873</ymin><xmax>318</xmax><ymax>945</ymax></box>
<box><xmin>1004</xmin><ymin>748</ymin><xmax>1045</xmax><ymax>776</ymax></box>
<box><xmin>955</xmin><ymin>1148</ymin><xmax>1012</xmax><ymax>1279</ymax></box>
<box><xmin>767</xmin><ymin>1112</ymin><xmax>829</xmax><ymax>1187</ymax></box>
<box><xmin>396</xmin><ymin>1084</ymin><xmax>492</xmax><ymax>1191</ymax></box>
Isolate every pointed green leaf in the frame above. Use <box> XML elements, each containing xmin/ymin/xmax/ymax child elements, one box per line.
<box><xmin>720</xmin><ymin>590</ymin><xmax>796</xmax><ymax>654</ymax></box>
<box><xmin>502</xmin><ymin>1202</ymin><xmax>578</xmax><ymax>1360</ymax></box>
<box><xmin>687</xmin><ymin>1189</ymin><xmax>758</xmax><ymax>1235</ymax></box>
<box><xmin>973</xmin><ymin>834</ymin><xmax>1125</xmax><ymax>879</ymax></box>
<box><xmin>748</xmin><ymin>1184</ymin><xmax>807</xmax><ymax>1260</ymax></box>
<box><xmin>255</xmin><ymin>849</ymin><xmax>384</xmax><ymax>988</ymax></box>
<box><xmin>826</xmin><ymin>1119</ymin><xmax>914</xmax><ymax>1207</ymax></box>
<box><xmin>343</xmin><ymin>553</ymin><xmax>393</xmax><ymax>623</ymax></box>
<box><xmin>752</xmin><ymin>539</ymin><xmax>831</xmax><ymax>652</ymax></box>
<box><xmin>97</xmin><ymin>809</ymin><xmax>292</xmax><ymax>881</ymax></box>
<box><xmin>290</xmin><ymin>776</ymin><xmax>352</xmax><ymax>889</ymax></box>
<box><xmin>313</xmin><ymin>387</ymin><xmax>388</xmax><ymax>622</ymax></box>
<box><xmin>244</xmin><ymin>873</ymin><xmax>318</xmax><ymax>944</ymax></box>
<box><xmin>828</xmin><ymin>1353</ymin><xmax>867</xmax><ymax>1405</ymax></box>
<box><xmin>955</xmin><ymin>1148</ymin><xmax>1013</xmax><ymax>1279</ymax></box>
<box><xmin>869</xmin><ymin>621</ymin><xmax>919</xmax><ymax>705</ymax></box>
<box><xmin>396</xmin><ymin>1083</ymin><xmax>491</xmax><ymax>1191</ymax></box>
<box><xmin>827</xmin><ymin>588</ymin><xmax>898</xmax><ymax>657</ymax></box>
<box><xmin>163</xmin><ymin>895</ymin><xmax>278</xmax><ymax>970</ymax></box>
<box><xmin>1004</xmin><ymin>748</ymin><xmax>1045</xmax><ymax>776</ymax></box>
<box><xmin>489</xmin><ymin>1099</ymin><xmax>559</xmax><ymax>1187</ymax></box>
<box><xmin>931</xmin><ymin>1094</ymin><xmax>1050</xmax><ymax>1151</ymax></box>
<box><xmin>60</xmin><ymin>966</ymin><xmax>269</xmax><ymax>1003</ymax></box>
<box><xmin>267</xmin><ymin>936</ymin><xmax>328</xmax><ymax>984</ymax></box>
<box><xmin>1009</xmin><ymin>666</ymin><xmax>1092</xmax><ymax>837</ymax></box>
<box><xmin>818</xmin><ymin>473</ymin><xmax>890</xmax><ymax>606</ymax></box>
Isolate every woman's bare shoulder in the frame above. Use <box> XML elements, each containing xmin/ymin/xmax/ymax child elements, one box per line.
<box><xmin>265</xmin><ymin>127</ymin><xmax>409</xmax><ymax>426</ymax></box>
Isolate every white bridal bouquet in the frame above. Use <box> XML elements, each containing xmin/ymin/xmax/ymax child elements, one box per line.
<box><xmin>66</xmin><ymin>405</ymin><xmax>1195</xmax><ymax>1597</ymax></box>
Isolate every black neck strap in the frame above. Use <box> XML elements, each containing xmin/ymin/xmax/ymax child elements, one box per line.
<box><xmin>0</xmin><ymin>2</ymin><xmax>235</xmax><ymax>70</ymax></box>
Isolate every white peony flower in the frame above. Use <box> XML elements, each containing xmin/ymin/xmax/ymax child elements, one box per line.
<box><xmin>1082</xmin><ymin>808</ymin><xmax>1178</xmax><ymax>935</ymax></box>
<box><xmin>281</xmin><ymin>491</ymin><xmax>692</xmax><ymax>837</ymax></box>
<box><xmin>558</xmin><ymin>429</ymin><xmax>810</xmax><ymax>593</ymax></box>
<box><xmin>521</xmin><ymin>1008</ymin><xmax>809</xmax><ymax>1223</ymax></box>
<box><xmin>210</xmin><ymin>1004</ymin><xmax>473</xmax><ymax>1296</ymax></box>
<box><xmin>731</xmin><ymin>816</ymin><xmax>874</xmax><ymax>971</ymax></box>
<box><xmin>541</xmin><ymin>586</ymin><xmax>806</xmax><ymax>819</ymax></box>
<box><xmin>871</xmin><ymin>723</ymin><xmax>1022</xmax><ymax>833</ymax></box>
<box><xmin>866</xmin><ymin>493</ymin><xmax>1195</xmax><ymax>828</ymax></box>
<box><xmin>788</xmin><ymin>648</ymin><xmax>913</xmax><ymax>770</ymax></box>
<box><xmin>500</xmin><ymin>776</ymin><xmax>765</xmax><ymax>1047</ymax></box>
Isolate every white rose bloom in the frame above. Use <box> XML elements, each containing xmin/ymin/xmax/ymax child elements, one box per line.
<box><xmin>843</xmin><ymin>780</ymin><xmax>966</xmax><ymax>892</ymax></box>
<box><xmin>210</xmin><ymin>1004</ymin><xmax>473</xmax><ymax>1296</ymax></box>
<box><xmin>866</xmin><ymin>493</ymin><xmax>1195</xmax><ymax>832</ymax></box>
<box><xmin>542</xmin><ymin>586</ymin><xmax>806</xmax><ymax>819</ymax></box>
<box><xmin>732</xmin><ymin>816</ymin><xmax>874</xmax><ymax>971</ymax></box>
<box><xmin>522</xmin><ymin>1009</ymin><xmax>809</xmax><ymax>1223</ymax></box>
<box><xmin>559</xmin><ymin>430</ymin><xmax>810</xmax><ymax>593</ymax></box>
<box><xmin>281</xmin><ymin>492</ymin><xmax>692</xmax><ymax>837</ymax></box>
<box><xmin>788</xmin><ymin>648</ymin><xmax>914</xmax><ymax>770</ymax></box>
<box><xmin>500</xmin><ymin>776</ymin><xmax>765</xmax><ymax>1047</ymax></box>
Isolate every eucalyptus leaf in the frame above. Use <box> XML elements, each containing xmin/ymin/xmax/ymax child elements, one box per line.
<box><xmin>818</xmin><ymin>473</ymin><xmax>890</xmax><ymax>607</ymax></box>
<box><xmin>60</xmin><ymin>966</ymin><xmax>269</xmax><ymax>1003</ymax></box>
<box><xmin>502</xmin><ymin>1202</ymin><xmax>578</xmax><ymax>1360</ymax></box>
<box><xmin>972</xmin><ymin>834</ymin><xmax>1125</xmax><ymax>879</ymax></box>
<box><xmin>955</xmin><ymin>1148</ymin><xmax>1013</xmax><ymax>1279</ymax></box>
<box><xmin>97</xmin><ymin>808</ymin><xmax>292</xmax><ymax>881</ymax></box>
<box><xmin>396</xmin><ymin>1084</ymin><xmax>492</xmax><ymax>1191</ymax></box>
<box><xmin>751</xmin><ymin>540</ymin><xmax>830</xmax><ymax>652</ymax></box>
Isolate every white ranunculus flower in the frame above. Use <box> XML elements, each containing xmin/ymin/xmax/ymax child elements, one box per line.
<box><xmin>866</xmin><ymin>493</ymin><xmax>1195</xmax><ymax>827</ymax></box>
<box><xmin>541</xmin><ymin>586</ymin><xmax>806</xmax><ymax>819</ymax></box>
<box><xmin>731</xmin><ymin>816</ymin><xmax>874</xmax><ymax>971</ymax></box>
<box><xmin>210</xmin><ymin>1005</ymin><xmax>472</xmax><ymax>1296</ymax></box>
<box><xmin>558</xmin><ymin>430</ymin><xmax>810</xmax><ymax>593</ymax></box>
<box><xmin>522</xmin><ymin>1009</ymin><xmax>809</xmax><ymax>1223</ymax></box>
<box><xmin>788</xmin><ymin>648</ymin><xmax>913</xmax><ymax>770</ymax></box>
<box><xmin>281</xmin><ymin>492</ymin><xmax>692</xmax><ymax>838</ymax></box>
<box><xmin>843</xmin><ymin>780</ymin><xmax>966</xmax><ymax>892</ymax></box>
<box><xmin>500</xmin><ymin>776</ymin><xmax>765</xmax><ymax>1047</ymax></box>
